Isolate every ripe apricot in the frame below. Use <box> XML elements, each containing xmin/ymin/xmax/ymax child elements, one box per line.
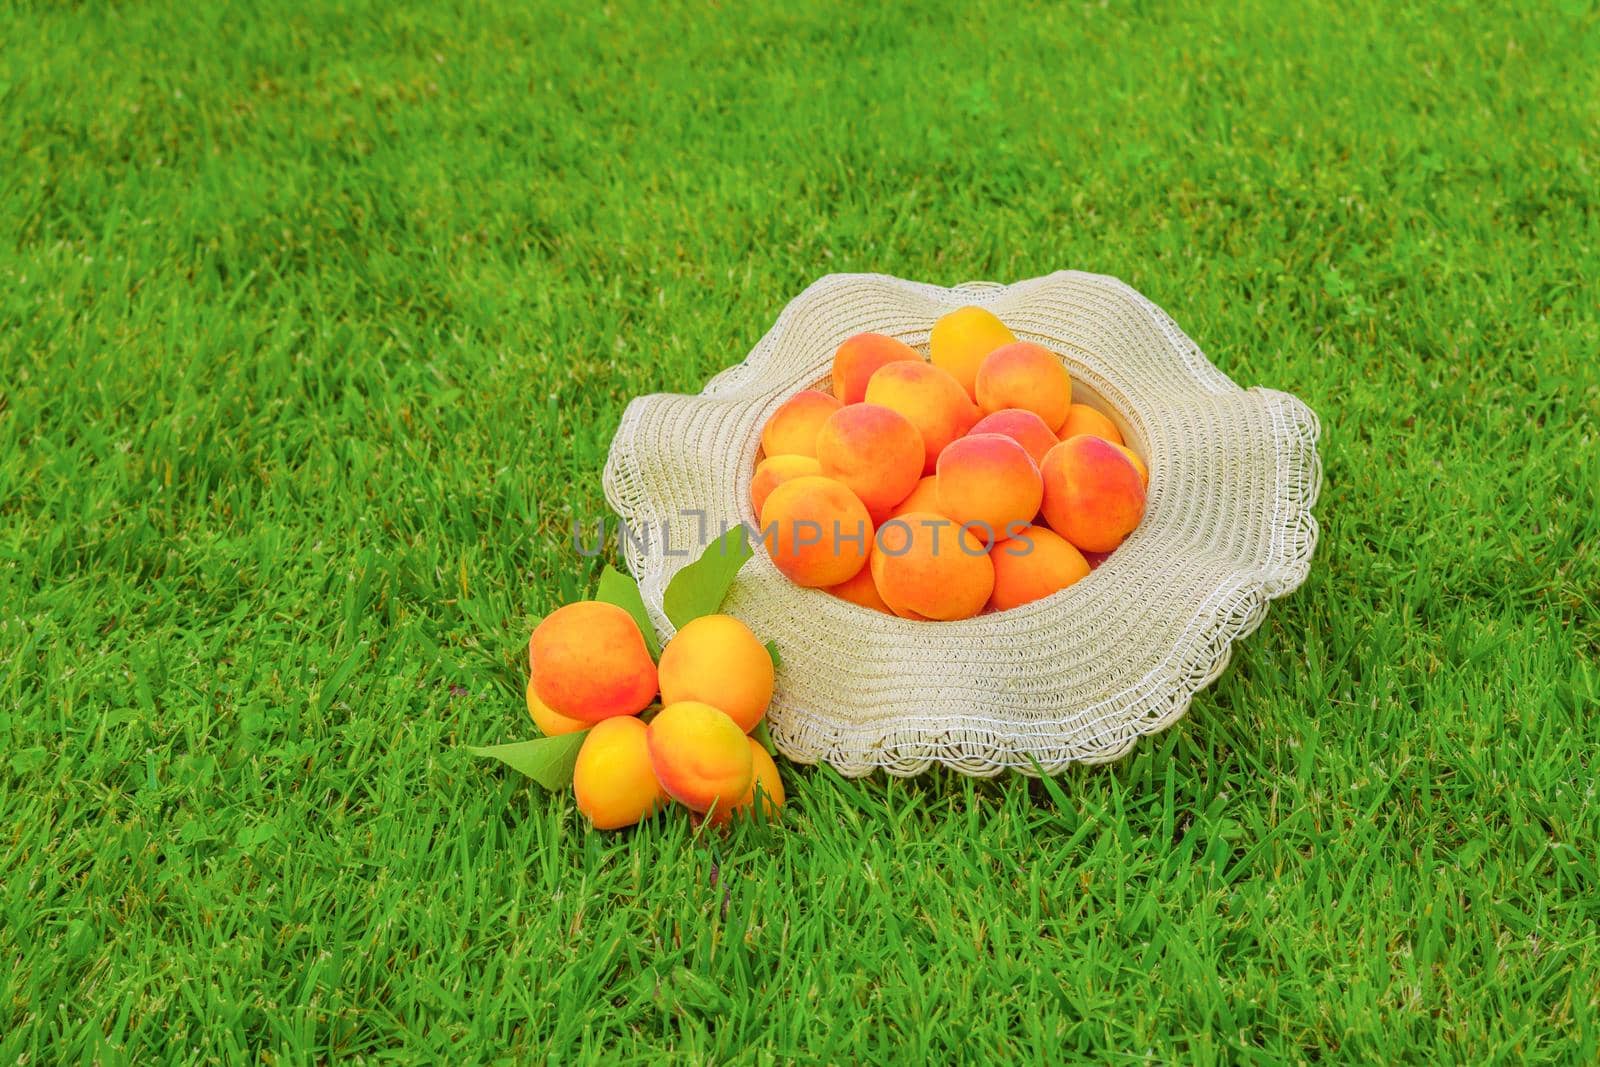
<box><xmin>526</xmin><ymin>675</ymin><xmax>587</xmax><ymax>736</ymax></box>
<box><xmin>968</xmin><ymin>409</ymin><xmax>1059</xmax><ymax>467</ymax></box>
<box><xmin>709</xmin><ymin>739</ymin><xmax>786</xmax><ymax>824</ymax></box>
<box><xmin>658</xmin><ymin>614</ymin><xmax>774</xmax><ymax>733</ymax></box>
<box><xmin>1113</xmin><ymin>443</ymin><xmax>1149</xmax><ymax>487</ymax></box>
<box><xmin>1057</xmin><ymin>403</ymin><xmax>1124</xmax><ymax>445</ymax></box>
<box><xmin>647</xmin><ymin>701</ymin><xmax>754</xmax><ymax>814</ymax></box>
<box><xmin>573</xmin><ymin>716</ymin><xmax>668</xmax><ymax>831</ymax></box>
<box><xmin>815</xmin><ymin>404</ymin><xmax>924</xmax><ymax>521</ymax></box>
<box><xmin>929</xmin><ymin>306</ymin><xmax>1016</xmax><ymax>399</ymax></box>
<box><xmin>760</xmin><ymin>389</ymin><xmax>842</xmax><ymax>459</ymax></box>
<box><xmin>864</xmin><ymin>361</ymin><xmax>979</xmax><ymax>474</ymax></box>
<box><xmin>935</xmin><ymin>434</ymin><xmax>1043</xmax><ymax>542</ymax></box>
<box><xmin>975</xmin><ymin>342</ymin><xmax>1072</xmax><ymax>431</ymax></box>
<box><xmin>891</xmin><ymin>475</ymin><xmax>945</xmax><ymax>519</ymax></box>
<box><xmin>870</xmin><ymin>512</ymin><xmax>996</xmax><ymax>621</ymax></box>
<box><xmin>988</xmin><ymin>525</ymin><xmax>1091</xmax><ymax>612</ymax></box>
<box><xmin>759</xmin><ymin>475</ymin><xmax>873</xmax><ymax>588</ymax></box>
<box><xmin>1039</xmin><ymin>436</ymin><xmax>1147</xmax><ymax>553</ymax></box>
<box><xmin>529</xmin><ymin>601</ymin><xmax>658</xmax><ymax>723</ymax></box>
<box><xmin>831</xmin><ymin>333</ymin><xmax>923</xmax><ymax>404</ymax></box>
<box><xmin>827</xmin><ymin>554</ymin><xmax>893</xmax><ymax>614</ymax></box>
<box><xmin>751</xmin><ymin>454</ymin><xmax>821</xmax><ymax>517</ymax></box>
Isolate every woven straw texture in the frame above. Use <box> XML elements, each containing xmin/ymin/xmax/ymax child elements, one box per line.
<box><xmin>603</xmin><ymin>271</ymin><xmax>1321</xmax><ymax>778</ymax></box>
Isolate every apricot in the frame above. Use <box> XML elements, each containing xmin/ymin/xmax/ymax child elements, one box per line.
<box><xmin>935</xmin><ymin>434</ymin><xmax>1043</xmax><ymax>542</ymax></box>
<box><xmin>968</xmin><ymin>409</ymin><xmax>1059</xmax><ymax>467</ymax></box>
<box><xmin>1113</xmin><ymin>443</ymin><xmax>1150</xmax><ymax>487</ymax></box>
<box><xmin>750</xmin><ymin>454</ymin><xmax>821</xmax><ymax>517</ymax></box>
<box><xmin>827</xmin><ymin>554</ymin><xmax>893</xmax><ymax>614</ymax></box>
<box><xmin>529</xmin><ymin>601</ymin><xmax>658</xmax><ymax>723</ymax></box>
<box><xmin>658</xmin><ymin>614</ymin><xmax>774</xmax><ymax>733</ymax></box>
<box><xmin>1039</xmin><ymin>436</ymin><xmax>1147</xmax><ymax>553</ymax></box>
<box><xmin>891</xmin><ymin>474</ymin><xmax>944</xmax><ymax>518</ymax></box>
<box><xmin>526</xmin><ymin>675</ymin><xmax>587</xmax><ymax>736</ymax></box>
<box><xmin>647</xmin><ymin>700</ymin><xmax>754</xmax><ymax>814</ymax></box>
<box><xmin>572</xmin><ymin>716</ymin><xmax>668</xmax><ymax>831</ymax></box>
<box><xmin>929</xmin><ymin>306</ymin><xmax>1016</xmax><ymax>399</ymax></box>
<box><xmin>815</xmin><ymin>404</ymin><xmax>924</xmax><ymax>521</ymax></box>
<box><xmin>760</xmin><ymin>390</ymin><xmax>842</xmax><ymax>459</ymax></box>
<box><xmin>831</xmin><ymin>332</ymin><xmax>923</xmax><ymax>405</ymax></box>
<box><xmin>870</xmin><ymin>512</ymin><xmax>996</xmax><ymax>621</ymax></box>
<box><xmin>988</xmin><ymin>525</ymin><xmax>1091</xmax><ymax>612</ymax></box>
<box><xmin>975</xmin><ymin>342</ymin><xmax>1072</xmax><ymax>431</ymax></box>
<box><xmin>1057</xmin><ymin>403</ymin><xmax>1124</xmax><ymax>446</ymax></box>
<box><xmin>759</xmin><ymin>475</ymin><xmax>873</xmax><ymax>588</ymax></box>
<box><xmin>864</xmin><ymin>361</ymin><xmax>979</xmax><ymax>474</ymax></box>
<box><xmin>709</xmin><ymin>738</ymin><xmax>785</xmax><ymax>825</ymax></box>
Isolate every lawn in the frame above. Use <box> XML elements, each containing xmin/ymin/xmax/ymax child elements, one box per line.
<box><xmin>3</xmin><ymin>0</ymin><xmax>1598</xmax><ymax>1061</ymax></box>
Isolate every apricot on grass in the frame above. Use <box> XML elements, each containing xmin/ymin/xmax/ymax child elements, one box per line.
<box><xmin>827</xmin><ymin>552</ymin><xmax>893</xmax><ymax>614</ymax></box>
<box><xmin>760</xmin><ymin>389</ymin><xmax>842</xmax><ymax>459</ymax></box>
<box><xmin>648</xmin><ymin>701</ymin><xmax>755</xmax><ymax>814</ymax></box>
<box><xmin>975</xmin><ymin>342</ymin><xmax>1073</xmax><ymax>431</ymax></box>
<box><xmin>709</xmin><ymin>739</ymin><xmax>786</xmax><ymax>825</ymax></box>
<box><xmin>1039</xmin><ymin>436</ymin><xmax>1147</xmax><ymax>553</ymax></box>
<box><xmin>1057</xmin><ymin>403</ymin><xmax>1124</xmax><ymax>446</ymax></box>
<box><xmin>751</xmin><ymin>454</ymin><xmax>821</xmax><ymax>517</ymax></box>
<box><xmin>759</xmin><ymin>475</ymin><xmax>874</xmax><ymax>588</ymax></box>
<box><xmin>935</xmin><ymin>434</ymin><xmax>1043</xmax><ymax>540</ymax></box>
<box><xmin>815</xmin><ymin>403</ymin><xmax>924</xmax><ymax>520</ymax></box>
<box><xmin>526</xmin><ymin>675</ymin><xmax>587</xmax><ymax>736</ymax></box>
<box><xmin>891</xmin><ymin>475</ymin><xmax>944</xmax><ymax>519</ymax></box>
<box><xmin>831</xmin><ymin>332</ymin><xmax>923</xmax><ymax>405</ymax></box>
<box><xmin>968</xmin><ymin>409</ymin><xmax>1059</xmax><ymax>467</ymax></box>
<box><xmin>573</xmin><ymin>716</ymin><xmax>668</xmax><ymax>831</ymax></box>
<box><xmin>658</xmin><ymin>614</ymin><xmax>774</xmax><ymax>733</ymax></box>
<box><xmin>530</xmin><ymin>601</ymin><xmax>658</xmax><ymax>723</ymax></box>
<box><xmin>864</xmin><ymin>360</ymin><xmax>979</xmax><ymax>474</ymax></box>
<box><xmin>988</xmin><ymin>525</ymin><xmax>1091</xmax><ymax>612</ymax></box>
<box><xmin>870</xmin><ymin>512</ymin><xmax>996</xmax><ymax>621</ymax></box>
<box><xmin>929</xmin><ymin>306</ymin><xmax>1016</xmax><ymax>400</ymax></box>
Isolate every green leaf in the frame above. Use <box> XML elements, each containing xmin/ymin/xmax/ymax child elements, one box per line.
<box><xmin>596</xmin><ymin>564</ymin><xmax>660</xmax><ymax>658</ymax></box>
<box><xmin>466</xmin><ymin>732</ymin><xmax>588</xmax><ymax>791</ymax></box>
<box><xmin>751</xmin><ymin>720</ymin><xmax>776</xmax><ymax>756</ymax></box>
<box><xmin>662</xmin><ymin>526</ymin><xmax>753</xmax><ymax>629</ymax></box>
<box><xmin>764</xmin><ymin>639</ymin><xmax>782</xmax><ymax>670</ymax></box>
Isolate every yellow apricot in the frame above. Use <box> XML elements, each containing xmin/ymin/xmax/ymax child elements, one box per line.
<box><xmin>870</xmin><ymin>513</ymin><xmax>995</xmax><ymax>621</ymax></box>
<box><xmin>709</xmin><ymin>738</ymin><xmax>786</xmax><ymax>824</ymax></box>
<box><xmin>1112</xmin><ymin>443</ymin><xmax>1150</xmax><ymax>487</ymax></box>
<box><xmin>658</xmin><ymin>614</ymin><xmax>774</xmax><ymax>733</ymax></box>
<box><xmin>529</xmin><ymin>601</ymin><xmax>658</xmax><ymax>723</ymax></box>
<box><xmin>988</xmin><ymin>525</ymin><xmax>1091</xmax><ymax>612</ymax></box>
<box><xmin>831</xmin><ymin>333</ymin><xmax>923</xmax><ymax>405</ymax></box>
<box><xmin>573</xmin><ymin>716</ymin><xmax>668</xmax><ymax>830</ymax></box>
<box><xmin>760</xmin><ymin>390</ymin><xmax>842</xmax><ymax>458</ymax></box>
<box><xmin>935</xmin><ymin>434</ymin><xmax>1043</xmax><ymax>541</ymax></box>
<box><xmin>929</xmin><ymin>306</ymin><xmax>1016</xmax><ymax>400</ymax></box>
<box><xmin>1039</xmin><ymin>436</ymin><xmax>1146</xmax><ymax>553</ymax></box>
<box><xmin>864</xmin><ymin>361</ymin><xmax>979</xmax><ymax>474</ymax></box>
<box><xmin>1057</xmin><ymin>403</ymin><xmax>1124</xmax><ymax>445</ymax></box>
<box><xmin>759</xmin><ymin>475</ymin><xmax>873</xmax><ymax>588</ymax></box>
<box><xmin>647</xmin><ymin>701</ymin><xmax>754</xmax><ymax>814</ymax></box>
<box><xmin>526</xmin><ymin>675</ymin><xmax>587</xmax><ymax>736</ymax></box>
<box><xmin>975</xmin><ymin>342</ymin><xmax>1072</xmax><ymax>431</ymax></box>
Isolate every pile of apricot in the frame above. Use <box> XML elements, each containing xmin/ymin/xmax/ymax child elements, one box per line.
<box><xmin>755</xmin><ymin>307</ymin><xmax>1149</xmax><ymax>620</ymax></box>
<box><xmin>527</xmin><ymin>603</ymin><xmax>783</xmax><ymax>830</ymax></box>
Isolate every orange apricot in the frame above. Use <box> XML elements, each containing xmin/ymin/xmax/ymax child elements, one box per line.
<box><xmin>975</xmin><ymin>342</ymin><xmax>1072</xmax><ymax>431</ymax></box>
<box><xmin>815</xmin><ymin>403</ymin><xmax>924</xmax><ymax>521</ymax></box>
<box><xmin>831</xmin><ymin>332</ymin><xmax>923</xmax><ymax>404</ymax></box>
<box><xmin>968</xmin><ymin>409</ymin><xmax>1059</xmax><ymax>467</ymax></box>
<box><xmin>759</xmin><ymin>475</ymin><xmax>873</xmax><ymax>587</ymax></box>
<box><xmin>891</xmin><ymin>475</ymin><xmax>945</xmax><ymax>518</ymax></box>
<box><xmin>864</xmin><ymin>360</ymin><xmax>979</xmax><ymax>474</ymax></box>
<box><xmin>709</xmin><ymin>738</ymin><xmax>786</xmax><ymax>824</ymax></box>
<box><xmin>935</xmin><ymin>434</ymin><xmax>1043</xmax><ymax>542</ymax></box>
<box><xmin>526</xmin><ymin>675</ymin><xmax>588</xmax><ymax>736</ymax></box>
<box><xmin>647</xmin><ymin>700</ymin><xmax>754</xmax><ymax>814</ymax></box>
<box><xmin>1039</xmin><ymin>436</ymin><xmax>1147</xmax><ymax>553</ymax></box>
<box><xmin>573</xmin><ymin>716</ymin><xmax>668</xmax><ymax>830</ymax></box>
<box><xmin>988</xmin><ymin>525</ymin><xmax>1091</xmax><ymax>612</ymax></box>
<box><xmin>1057</xmin><ymin>403</ymin><xmax>1124</xmax><ymax>445</ymax></box>
<box><xmin>1113</xmin><ymin>443</ymin><xmax>1149</xmax><ymax>486</ymax></box>
<box><xmin>760</xmin><ymin>390</ymin><xmax>842</xmax><ymax>459</ymax></box>
<box><xmin>827</xmin><ymin>553</ymin><xmax>893</xmax><ymax>614</ymax></box>
<box><xmin>929</xmin><ymin>306</ymin><xmax>1016</xmax><ymax>399</ymax></box>
<box><xmin>658</xmin><ymin>614</ymin><xmax>774</xmax><ymax>733</ymax></box>
<box><xmin>751</xmin><ymin>454</ymin><xmax>821</xmax><ymax>517</ymax></box>
<box><xmin>529</xmin><ymin>601</ymin><xmax>658</xmax><ymax>723</ymax></box>
<box><xmin>870</xmin><ymin>513</ymin><xmax>996</xmax><ymax>621</ymax></box>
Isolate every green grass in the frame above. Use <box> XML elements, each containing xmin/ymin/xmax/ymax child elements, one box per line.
<box><xmin>3</xmin><ymin>0</ymin><xmax>1598</xmax><ymax>1061</ymax></box>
